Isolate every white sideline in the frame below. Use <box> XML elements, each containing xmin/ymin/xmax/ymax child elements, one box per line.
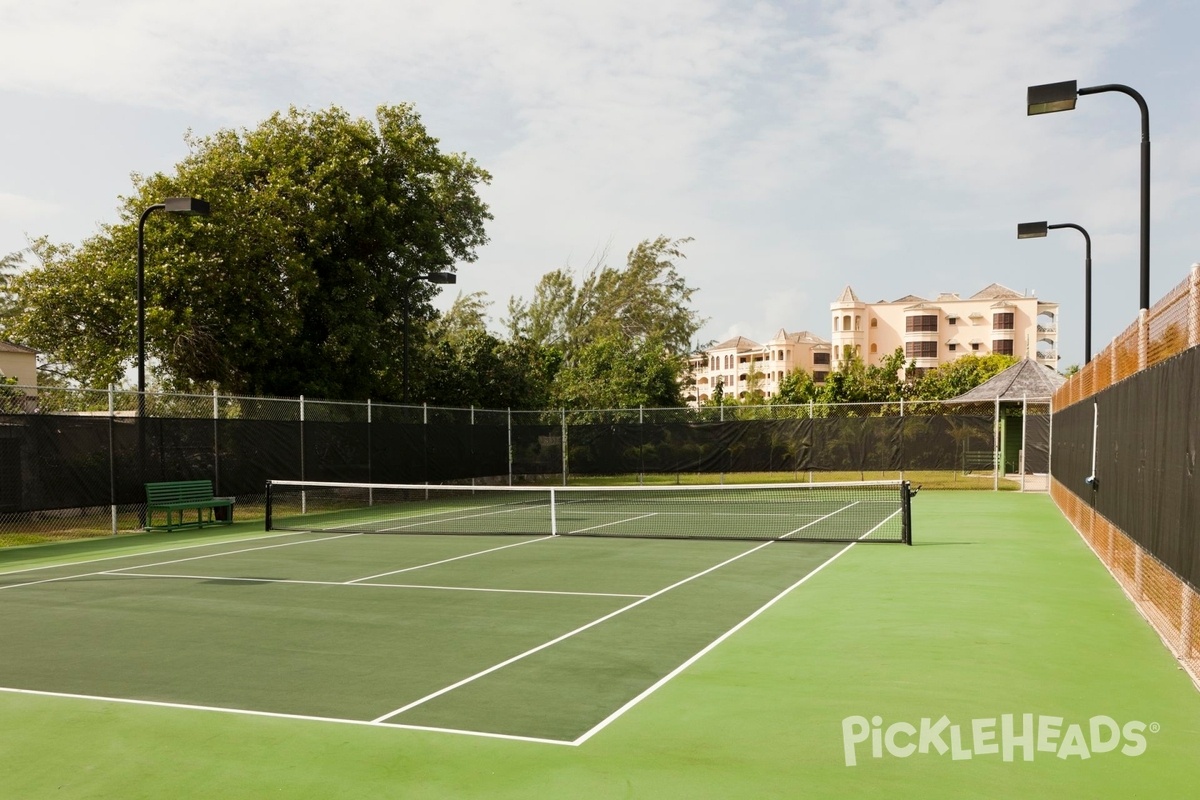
<box><xmin>0</xmin><ymin>530</ymin><xmax>314</xmax><ymax>578</ymax></box>
<box><xmin>572</xmin><ymin>507</ymin><xmax>902</xmax><ymax>745</ymax></box>
<box><xmin>0</xmin><ymin>533</ymin><xmax>359</xmax><ymax>592</ymax></box>
<box><xmin>369</xmin><ymin>499</ymin><xmax>864</xmax><ymax>725</ymax></box>
<box><xmin>0</xmin><ymin>686</ymin><xmax>574</xmax><ymax>746</ymax></box>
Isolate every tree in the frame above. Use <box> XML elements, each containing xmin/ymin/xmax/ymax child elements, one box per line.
<box><xmin>4</xmin><ymin>105</ymin><xmax>491</xmax><ymax>398</ymax></box>
<box><xmin>912</xmin><ymin>354</ymin><xmax>1017</xmax><ymax>400</ymax></box>
<box><xmin>505</xmin><ymin>236</ymin><xmax>703</xmax><ymax>408</ymax></box>
<box><xmin>550</xmin><ymin>333</ymin><xmax>685</xmax><ymax>409</ymax></box>
<box><xmin>771</xmin><ymin>368</ymin><xmax>817</xmax><ymax>405</ymax></box>
<box><xmin>422</xmin><ymin>292</ymin><xmax>558</xmax><ymax>409</ymax></box>
<box><xmin>507</xmin><ymin>237</ymin><xmax>702</xmax><ymax>354</ymax></box>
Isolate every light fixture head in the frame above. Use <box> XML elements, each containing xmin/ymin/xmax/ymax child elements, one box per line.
<box><xmin>163</xmin><ymin>197</ymin><xmax>211</xmax><ymax>216</ymax></box>
<box><xmin>1027</xmin><ymin>80</ymin><xmax>1078</xmax><ymax>115</ymax></box>
<box><xmin>1017</xmin><ymin>221</ymin><xmax>1049</xmax><ymax>239</ymax></box>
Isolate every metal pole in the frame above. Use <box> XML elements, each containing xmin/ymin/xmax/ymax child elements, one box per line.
<box><xmin>1078</xmin><ymin>83</ymin><xmax>1150</xmax><ymax>310</ymax></box>
<box><xmin>108</xmin><ymin>384</ymin><xmax>117</xmax><ymax>534</ymax></box>
<box><xmin>1020</xmin><ymin>394</ymin><xmax>1028</xmax><ymax>492</ymax></box>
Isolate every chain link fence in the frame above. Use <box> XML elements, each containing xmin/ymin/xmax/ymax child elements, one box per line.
<box><xmin>1</xmin><ymin>386</ymin><xmax>1052</xmax><ymax>547</ymax></box>
<box><xmin>1050</xmin><ymin>262</ymin><xmax>1200</xmax><ymax>689</ymax></box>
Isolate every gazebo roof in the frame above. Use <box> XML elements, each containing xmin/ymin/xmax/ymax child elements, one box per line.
<box><xmin>950</xmin><ymin>358</ymin><xmax>1064</xmax><ymax>402</ymax></box>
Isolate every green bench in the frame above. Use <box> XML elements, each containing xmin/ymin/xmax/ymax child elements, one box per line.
<box><xmin>145</xmin><ymin>480</ymin><xmax>234</xmax><ymax>531</ymax></box>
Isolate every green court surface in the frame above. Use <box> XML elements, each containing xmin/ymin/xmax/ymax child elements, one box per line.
<box><xmin>1</xmin><ymin>492</ymin><xmax>1198</xmax><ymax>798</ymax></box>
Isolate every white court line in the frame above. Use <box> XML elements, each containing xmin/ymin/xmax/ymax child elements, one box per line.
<box><xmin>0</xmin><ymin>533</ymin><xmax>360</xmax><ymax>592</ymax></box>
<box><xmin>781</xmin><ymin>500</ymin><xmax>859</xmax><ymax>538</ymax></box>
<box><xmin>317</xmin><ymin>500</ymin><xmax>542</xmax><ymax>531</ymax></box>
<box><xmin>371</xmin><ymin>499</ymin><xmax>875</xmax><ymax>726</ymax></box>
<box><xmin>0</xmin><ymin>530</ymin><xmax>316</xmax><ymax>578</ymax></box>
<box><xmin>0</xmin><ymin>686</ymin><xmax>574</xmax><ymax>747</ymax></box>
<box><xmin>104</xmin><ymin>571</ymin><xmax>647</xmax><ymax>599</ymax></box>
<box><xmin>563</xmin><ymin>513</ymin><xmax>657</xmax><ymax>535</ymax></box>
<box><xmin>370</xmin><ymin>539</ymin><xmax>778</xmax><ymax>724</ymax></box>
<box><xmin>572</xmin><ymin>507</ymin><xmax>903</xmax><ymax>745</ymax></box>
<box><xmin>345</xmin><ymin>536</ymin><xmax>552</xmax><ymax>583</ymax></box>
<box><xmin>378</xmin><ymin>502</ymin><xmax>547</xmax><ymax>533</ymax></box>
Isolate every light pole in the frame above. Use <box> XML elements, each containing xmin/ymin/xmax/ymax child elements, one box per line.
<box><xmin>1017</xmin><ymin>221</ymin><xmax>1092</xmax><ymax>364</ymax></box>
<box><xmin>402</xmin><ymin>271</ymin><xmax>456</xmax><ymax>403</ymax></box>
<box><xmin>1027</xmin><ymin>80</ymin><xmax>1150</xmax><ymax>310</ymax></box>
<box><xmin>137</xmin><ymin>197</ymin><xmax>210</xmax><ymax>416</ymax></box>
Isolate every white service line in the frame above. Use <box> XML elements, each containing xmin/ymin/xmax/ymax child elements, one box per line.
<box><xmin>0</xmin><ymin>686</ymin><xmax>574</xmax><ymax>746</ymax></box>
<box><xmin>377</xmin><ymin>502</ymin><xmax>546</xmax><ymax>532</ymax></box>
<box><xmin>106</xmin><ymin>571</ymin><xmax>646</xmax><ymax>599</ymax></box>
<box><xmin>371</xmin><ymin>498</ymin><xmax>889</xmax><ymax>728</ymax></box>
<box><xmin>563</xmin><ymin>512</ymin><xmax>657</xmax><ymax>535</ymax></box>
<box><xmin>572</xmin><ymin>507</ymin><xmax>903</xmax><ymax>745</ymax></box>
<box><xmin>0</xmin><ymin>533</ymin><xmax>360</xmax><ymax>592</ymax></box>
<box><xmin>369</xmin><ymin>538</ymin><xmax>778</xmax><ymax>724</ymax></box>
<box><xmin>345</xmin><ymin>536</ymin><xmax>553</xmax><ymax>583</ymax></box>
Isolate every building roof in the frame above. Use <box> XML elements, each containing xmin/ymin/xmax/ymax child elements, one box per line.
<box><xmin>835</xmin><ymin>285</ymin><xmax>861</xmax><ymax>303</ymax></box>
<box><xmin>891</xmin><ymin>294</ymin><xmax>928</xmax><ymax>303</ymax></box>
<box><xmin>769</xmin><ymin>329</ymin><xmax>829</xmax><ymax>345</ymax></box>
<box><xmin>949</xmin><ymin>358</ymin><xmax>1065</xmax><ymax>402</ymax></box>
<box><xmin>711</xmin><ymin>335</ymin><xmax>761</xmax><ymax>351</ymax></box>
<box><xmin>0</xmin><ymin>340</ymin><xmax>37</xmax><ymax>354</ymax></box>
<box><xmin>970</xmin><ymin>283</ymin><xmax>1026</xmax><ymax>301</ymax></box>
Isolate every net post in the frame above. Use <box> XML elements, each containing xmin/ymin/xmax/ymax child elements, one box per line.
<box><xmin>550</xmin><ymin>487</ymin><xmax>558</xmax><ymax>536</ymax></box>
<box><xmin>264</xmin><ymin>481</ymin><xmax>273</xmax><ymax>531</ymax></box>
<box><xmin>901</xmin><ymin>481</ymin><xmax>913</xmax><ymax>545</ymax></box>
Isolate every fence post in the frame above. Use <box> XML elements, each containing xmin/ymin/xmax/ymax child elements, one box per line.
<box><xmin>507</xmin><ymin>408</ymin><xmax>513</xmax><ymax>486</ymax></box>
<box><xmin>108</xmin><ymin>384</ymin><xmax>117</xmax><ymax>535</ymax></box>
<box><xmin>212</xmin><ymin>387</ymin><xmax>220</xmax><ymax>496</ymax></box>
<box><xmin>1020</xmin><ymin>394</ymin><xmax>1028</xmax><ymax>492</ymax></box>
<box><xmin>299</xmin><ymin>395</ymin><xmax>306</xmax><ymax>514</ymax></box>
<box><xmin>561</xmin><ymin>408</ymin><xmax>568</xmax><ymax>486</ymax></box>
<box><xmin>1189</xmin><ymin>263</ymin><xmax>1200</xmax><ymax>349</ymax></box>
<box><xmin>993</xmin><ymin>397</ymin><xmax>1000</xmax><ymax>491</ymax></box>
<box><xmin>1182</xmin><ymin>585</ymin><xmax>1195</xmax><ymax>659</ymax></box>
<box><xmin>1138</xmin><ymin>309</ymin><xmax>1149</xmax><ymax>371</ymax></box>
<box><xmin>899</xmin><ymin>397</ymin><xmax>905</xmax><ymax>483</ymax></box>
<box><xmin>1047</xmin><ymin>395</ymin><xmax>1054</xmax><ymax>492</ymax></box>
<box><xmin>367</xmin><ymin>399</ymin><xmax>373</xmax><ymax>505</ymax></box>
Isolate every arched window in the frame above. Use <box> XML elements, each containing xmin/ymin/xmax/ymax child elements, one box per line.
<box><xmin>843</xmin><ymin>315</ymin><xmax>851</xmax><ymax>331</ymax></box>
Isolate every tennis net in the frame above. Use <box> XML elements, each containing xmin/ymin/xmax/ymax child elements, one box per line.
<box><xmin>265</xmin><ymin>480</ymin><xmax>914</xmax><ymax>544</ymax></box>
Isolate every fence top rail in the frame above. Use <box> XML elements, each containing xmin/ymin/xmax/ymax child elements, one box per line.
<box><xmin>2</xmin><ymin>384</ymin><xmax>1055</xmax><ymax>420</ymax></box>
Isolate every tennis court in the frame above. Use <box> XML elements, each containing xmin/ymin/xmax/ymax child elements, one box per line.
<box><xmin>0</xmin><ymin>480</ymin><xmax>903</xmax><ymax>744</ymax></box>
<box><xmin>3</xmin><ymin>491</ymin><xmax>1200</xmax><ymax>798</ymax></box>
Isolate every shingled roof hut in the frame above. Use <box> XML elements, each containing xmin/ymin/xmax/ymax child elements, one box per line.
<box><xmin>947</xmin><ymin>358</ymin><xmax>1063</xmax><ymax>481</ymax></box>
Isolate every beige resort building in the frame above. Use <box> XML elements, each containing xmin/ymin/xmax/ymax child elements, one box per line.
<box><xmin>684</xmin><ymin>283</ymin><xmax>1058</xmax><ymax>405</ymax></box>
<box><xmin>685</xmin><ymin>330</ymin><xmax>831</xmax><ymax>405</ymax></box>
<box><xmin>831</xmin><ymin>283</ymin><xmax>1058</xmax><ymax>376</ymax></box>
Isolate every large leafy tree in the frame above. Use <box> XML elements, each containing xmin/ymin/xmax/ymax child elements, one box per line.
<box><xmin>5</xmin><ymin>105</ymin><xmax>491</xmax><ymax>398</ymax></box>
<box><xmin>505</xmin><ymin>236</ymin><xmax>703</xmax><ymax>408</ymax></box>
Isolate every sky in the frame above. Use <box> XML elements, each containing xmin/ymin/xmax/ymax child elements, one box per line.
<box><xmin>1</xmin><ymin>0</ymin><xmax>1198</xmax><ymax>370</ymax></box>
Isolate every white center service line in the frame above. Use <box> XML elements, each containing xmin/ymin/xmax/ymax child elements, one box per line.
<box><xmin>344</xmin><ymin>535</ymin><xmax>553</xmax><ymax>584</ymax></box>
<box><xmin>370</xmin><ymin>499</ymin><xmax>878</xmax><ymax>727</ymax></box>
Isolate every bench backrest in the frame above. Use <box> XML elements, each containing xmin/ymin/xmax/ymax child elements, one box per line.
<box><xmin>145</xmin><ymin>480</ymin><xmax>217</xmax><ymax>504</ymax></box>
